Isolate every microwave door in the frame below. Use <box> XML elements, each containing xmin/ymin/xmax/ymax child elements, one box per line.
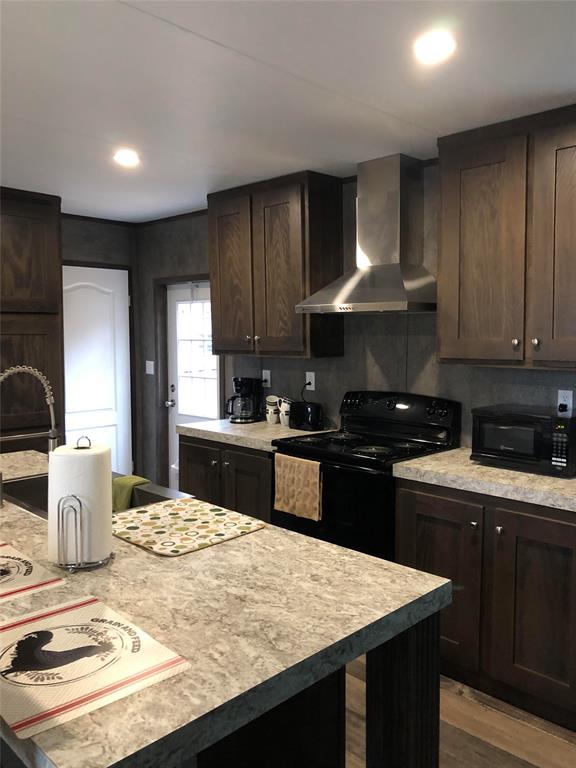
<box><xmin>474</xmin><ymin>418</ymin><xmax>548</xmax><ymax>466</ymax></box>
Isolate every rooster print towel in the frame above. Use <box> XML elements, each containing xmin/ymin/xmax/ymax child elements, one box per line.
<box><xmin>0</xmin><ymin>596</ymin><xmax>189</xmax><ymax>738</ymax></box>
<box><xmin>0</xmin><ymin>542</ymin><xmax>64</xmax><ymax>603</ymax></box>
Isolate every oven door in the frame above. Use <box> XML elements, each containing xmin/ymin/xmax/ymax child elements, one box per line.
<box><xmin>471</xmin><ymin>413</ymin><xmax>551</xmax><ymax>470</ymax></box>
<box><xmin>272</xmin><ymin>461</ymin><xmax>395</xmax><ymax>560</ymax></box>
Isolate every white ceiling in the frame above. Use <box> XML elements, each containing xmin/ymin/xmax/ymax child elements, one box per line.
<box><xmin>1</xmin><ymin>1</ymin><xmax>575</xmax><ymax>222</ymax></box>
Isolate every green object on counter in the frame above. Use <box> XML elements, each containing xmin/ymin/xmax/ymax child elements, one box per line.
<box><xmin>112</xmin><ymin>475</ymin><xmax>150</xmax><ymax>512</ymax></box>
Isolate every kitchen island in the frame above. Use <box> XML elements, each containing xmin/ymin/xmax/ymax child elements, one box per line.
<box><xmin>1</xmin><ymin>500</ymin><xmax>450</xmax><ymax>768</ymax></box>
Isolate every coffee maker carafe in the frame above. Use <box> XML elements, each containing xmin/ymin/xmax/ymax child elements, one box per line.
<box><xmin>226</xmin><ymin>377</ymin><xmax>263</xmax><ymax>423</ymax></box>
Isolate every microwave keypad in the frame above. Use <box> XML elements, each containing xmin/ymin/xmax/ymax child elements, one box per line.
<box><xmin>552</xmin><ymin>434</ymin><xmax>568</xmax><ymax>467</ymax></box>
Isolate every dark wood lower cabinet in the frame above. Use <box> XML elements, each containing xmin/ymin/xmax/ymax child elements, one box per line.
<box><xmin>179</xmin><ymin>440</ymin><xmax>221</xmax><ymax>506</ymax></box>
<box><xmin>223</xmin><ymin>448</ymin><xmax>272</xmax><ymax>523</ymax></box>
<box><xmin>396</xmin><ymin>488</ymin><xmax>483</xmax><ymax>671</ymax></box>
<box><xmin>179</xmin><ymin>437</ymin><xmax>273</xmax><ymax>522</ymax></box>
<box><xmin>396</xmin><ymin>480</ymin><xmax>576</xmax><ymax>729</ymax></box>
<box><xmin>484</xmin><ymin>505</ymin><xmax>576</xmax><ymax>713</ymax></box>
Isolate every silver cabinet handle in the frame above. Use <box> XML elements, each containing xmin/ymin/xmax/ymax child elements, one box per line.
<box><xmin>254</xmin><ymin>336</ymin><xmax>261</xmax><ymax>342</ymax></box>
<box><xmin>511</xmin><ymin>338</ymin><xmax>520</xmax><ymax>348</ymax></box>
<box><xmin>164</xmin><ymin>399</ymin><xmax>176</xmax><ymax>408</ymax></box>
<box><xmin>223</xmin><ymin>461</ymin><xmax>230</xmax><ymax>467</ymax></box>
<box><xmin>531</xmin><ymin>338</ymin><xmax>541</xmax><ymax>348</ymax></box>
<box><xmin>495</xmin><ymin>525</ymin><xmax>504</xmax><ymax>535</ymax></box>
<box><xmin>470</xmin><ymin>521</ymin><xmax>479</xmax><ymax>529</ymax></box>
<box><xmin>210</xmin><ymin>459</ymin><xmax>219</xmax><ymax>467</ymax></box>
<box><xmin>245</xmin><ymin>335</ymin><xmax>252</xmax><ymax>342</ymax></box>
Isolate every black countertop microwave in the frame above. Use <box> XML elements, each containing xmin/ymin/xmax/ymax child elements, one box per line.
<box><xmin>471</xmin><ymin>405</ymin><xmax>576</xmax><ymax>478</ymax></box>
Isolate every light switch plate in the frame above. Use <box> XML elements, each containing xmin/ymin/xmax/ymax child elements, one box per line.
<box><xmin>262</xmin><ymin>369</ymin><xmax>271</xmax><ymax>388</ymax></box>
<box><xmin>305</xmin><ymin>372</ymin><xmax>316</xmax><ymax>391</ymax></box>
<box><xmin>145</xmin><ymin>360</ymin><xmax>155</xmax><ymax>375</ymax></box>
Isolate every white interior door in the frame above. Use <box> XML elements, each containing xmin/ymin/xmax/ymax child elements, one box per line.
<box><xmin>63</xmin><ymin>266</ymin><xmax>132</xmax><ymax>474</ymax></box>
<box><xmin>167</xmin><ymin>282</ymin><xmax>219</xmax><ymax>489</ymax></box>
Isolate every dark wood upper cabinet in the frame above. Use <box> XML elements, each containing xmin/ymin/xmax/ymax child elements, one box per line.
<box><xmin>208</xmin><ymin>194</ymin><xmax>254</xmax><ymax>353</ymax></box>
<box><xmin>208</xmin><ymin>172</ymin><xmax>343</xmax><ymax>358</ymax></box>
<box><xmin>1</xmin><ymin>188</ymin><xmax>62</xmax><ymax>313</ymax></box>
<box><xmin>396</xmin><ymin>487</ymin><xmax>483</xmax><ymax>671</ymax></box>
<box><xmin>252</xmin><ymin>183</ymin><xmax>305</xmax><ymax>355</ymax></box>
<box><xmin>438</xmin><ymin>105</ymin><xmax>576</xmax><ymax>368</ymax></box>
<box><xmin>484</xmin><ymin>505</ymin><xmax>576</xmax><ymax>713</ymax></box>
<box><xmin>527</xmin><ymin>123</ymin><xmax>576</xmax><ymax>364</ymax></box>
<box><xmin>0</xmin><ymin>314</ymin><xmax>64</xmax><ymax>434</ymax></box>
<box><xmin>438</xmin><ymin>135</ymin><xmax>527</xmax><ymax>362</ymax></box>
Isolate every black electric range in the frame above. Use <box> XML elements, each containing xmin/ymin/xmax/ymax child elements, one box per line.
<box><xmin>271</xmin><ymin>391</ymin><xmax>461</xmax><ymax>560</ymax></box>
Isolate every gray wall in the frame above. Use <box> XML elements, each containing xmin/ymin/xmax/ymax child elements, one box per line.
<box><xmin>229</xmin><ymin>171</ymin><xmax>575</xmax><ymax>444</ymax></box>
<box><xmin>133</xmin><ymin>213</ymin><xmax>208</xmax><ymax>479</ymax></box>
<box><xmin>61</xmin><ymin>215</ymin><xmax>135</xmax><ymax>266</ymax></box>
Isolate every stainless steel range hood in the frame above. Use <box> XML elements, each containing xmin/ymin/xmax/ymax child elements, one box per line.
<box><xmin>296</xmin><ymin>154</ymin><xmax>436</xmax><ymax>314</ymax></box>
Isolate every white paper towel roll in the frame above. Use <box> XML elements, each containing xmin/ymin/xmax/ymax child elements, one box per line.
<box><xmin>48</xmin><ymin>441</ymin><xmax>112</xmax><ymax>566</ymax></box>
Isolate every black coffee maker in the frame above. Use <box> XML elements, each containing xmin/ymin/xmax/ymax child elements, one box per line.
<box><xmin>225</xmin><ymin>377</ymin><xmax>263</xmax><ymax>423</ymax></box>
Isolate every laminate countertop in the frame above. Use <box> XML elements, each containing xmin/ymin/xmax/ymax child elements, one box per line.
<box><xmin>177</xmin><ymin>419</ymin><xmax>327</xmax><ymax>452</ymax></box>
<box><xmin>0</xmin><ymin>501</ymin><xmax>450</xmax><ymax>768</ymax></box>
<box><xmin>0</xmin><ymin>450</ymin><xmax>48</xmax><ymax>481</ymax></box>
<box><xmin>393</xmin><ymin>447</ymin><xmax>576</xmax><ymax>513</ymax></box>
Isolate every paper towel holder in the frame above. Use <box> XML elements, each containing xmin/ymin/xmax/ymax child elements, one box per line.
<box><xmin>75</xmin><ymin>435</ymin><xmax>92</xmax><ymax>450</ymax></box>
<box><xmin>57</xmin><ymin>494</ymin><xmax>114</xmax><ymax>573</ymax></box>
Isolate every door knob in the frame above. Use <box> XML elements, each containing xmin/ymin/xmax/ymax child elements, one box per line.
<box><xmin>210</xmin><ymin>459</ymin><xmax>219</xmax><ymax>467</ymax></box>
<box><xmin>531</xmin><ymin>338</ymin><xmax>541</xmax><ymax>348</ymax></box>
<box><xmin>469</xmin><ymin>521</ymin><xmax>479</xmax><ymax>529</ymax></box>
<box><xmin>223</xmin><ymin>461</ymin><xmax>230</xmax><ymax>468</ymax></box>
<box><xmin>164</xmin><ymin>399</ymin><xmax>176</xmax><ymax>408</ymax></box>
<box><xmin>495</xmin><ymin>525</ymin><xmax>504</xmax><ymax>535</ymax></box>
<box><xmin>511</xmin><ymin>338</ymin><xmax>520</xmax><ymax>349</ymax></box>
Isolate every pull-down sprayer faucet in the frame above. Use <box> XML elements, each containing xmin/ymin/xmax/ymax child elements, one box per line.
<box><xmin>0</xmin><ymin>365</ymin><xmax>60</xmax><ymax>452</ymax></box>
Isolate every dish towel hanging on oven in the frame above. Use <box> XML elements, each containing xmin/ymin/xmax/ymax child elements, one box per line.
<box><xmin>274</xmin><ymin>454</ymin><xmax>322</xmax><ymax>521</ymax></box>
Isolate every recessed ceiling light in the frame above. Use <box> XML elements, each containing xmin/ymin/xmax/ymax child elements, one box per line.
<box><xmin>113</xmin><ymin>148</ymin><xmax>140</xmax><ymax>168</ymax></box>
<box><xmin>413</xmin><ymin>28</ymin><xmax>457</xmax><ymax>66</ymax></box>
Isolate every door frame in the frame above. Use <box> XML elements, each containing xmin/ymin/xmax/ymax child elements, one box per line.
<box><xmin>154</xmin><ymin>274</ymin><xmax>224</xmax><ymax>488</ymax></box>
<box><xmin>63</xmin><ymin>260</ymin><xmax>136</xmax><ymax>472</ymax></box>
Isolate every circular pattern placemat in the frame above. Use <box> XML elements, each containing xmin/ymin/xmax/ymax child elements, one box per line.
<box><xmin>112</xmin><ymin>498</ymin><xmax>265</xmax><ymax>556</ymax></box>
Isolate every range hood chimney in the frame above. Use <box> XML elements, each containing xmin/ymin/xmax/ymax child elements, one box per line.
<box><xmin>295</xmin><ymin>154</ymin><xmax>436</xmax><ymax>314</ymax></box>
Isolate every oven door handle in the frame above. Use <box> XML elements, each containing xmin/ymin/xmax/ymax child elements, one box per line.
<box><xmin>321</xmin><ymin>462</ymin><xmax>386</xmax><ymax>477</ymax></box>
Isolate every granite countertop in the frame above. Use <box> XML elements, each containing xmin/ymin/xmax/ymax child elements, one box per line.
<box><xmin>177</xmin><ymin>418</ymin><xmax>328</xmax><ymax>452</ymax></box>
<box><xmin>393</xmin><ymin>447</ymin><xmax>576</xmax><ymax>513</ymax></box>
<box><xmin>1</xmin><ymin>501</ymin><xmax>449</xmax><ymax>768</ymax></box>
<box><xmin>0</xmin><ymin>450</ymin><xmax>48</xmax><ymax>481</ymax></box>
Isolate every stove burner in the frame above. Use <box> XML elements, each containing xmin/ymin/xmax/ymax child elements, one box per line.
<box><xmin>351</xmin><ymin>445</ymin><xmax>395</xmax><ymax>457</ymax></box>
<box><xmin>328</xmin><ymin>432</ymin><xmax>362</xmax><ymax>444</ymax></box>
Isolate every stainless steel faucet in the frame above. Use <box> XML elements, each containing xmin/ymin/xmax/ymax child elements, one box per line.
<box><xmin>0</xmin><ymin>365</ymin><xmax>60</xmax><ymax>452</ymax></box>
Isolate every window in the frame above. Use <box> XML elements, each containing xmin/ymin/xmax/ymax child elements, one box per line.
<box><xmin>174</xmin><ymin>285</ymin><xmax>219</xmax><ymax>419</ymax></box>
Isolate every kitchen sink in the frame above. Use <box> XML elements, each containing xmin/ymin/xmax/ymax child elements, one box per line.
<box><xmin>3</xmin><ymin>474</ymin><xmax>192</xmax><ymax>520</ymax></box>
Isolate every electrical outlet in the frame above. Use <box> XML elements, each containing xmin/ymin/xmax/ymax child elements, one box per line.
<box><xmin>261</xmin><ymin>370</ymin><xmax>271</xmax><ymax>389</ymax></box>
<box><xmin>557</xmin><ymin>389</ymin><xmax>574</xmax><ymax>414</ymax></box>
<box><xmin>305</xmin><ymin>372</ymin><xmax>316</xmax><ymax>391</ymax></box>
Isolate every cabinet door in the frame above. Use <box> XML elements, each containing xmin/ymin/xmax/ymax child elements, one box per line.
<box><xmin>208</xmin><ymin>194</ymin><xmax>254</xmax><ymax>353</ymax></box>
<box><xmin>396</xmin><ymin>488</ymin><xmax>483</xmax><ymax>670</ymax></box>
<box><xmin>438</xmin><ymin>135</ymin><xmax>527</xmax><ymax>361</ymax></box>
<box><xmin>484</xmin><ymin>506</ymin><xmax>576</xmax><ymax>712</ymax></box>
<box><xmin>179</xmin><ymin>440</ymin><xmax>222</xmax><ymax>504</ymax></box>
<box><xmin>252</xmin><ymin>183</ymin><xmax>305</xmax><ymax>355</ymax></box>
<box><xmin>0</xmin><ymin>314</ymin><xmax>64</xmax><ymax>434</ymax></box>
<box><xmin>1</xmin><ymin>191</ymin><xmax>62</xmax><ymax>313</ymax></box>
<box><xmin>222</xmin><ymin>448</ymin><xmax>272</xmax><ymax>522</ymax></box>
<box><xmin>528</xmin><ymin>123</ymin><xmax>576</xmax><ymax>364</ymax></box>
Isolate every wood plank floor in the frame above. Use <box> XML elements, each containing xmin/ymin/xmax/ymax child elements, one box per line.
<box><xmin>345</xmin><ymin>657</ymin><xmax>576</xmax><ymax>768</ymax></box>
